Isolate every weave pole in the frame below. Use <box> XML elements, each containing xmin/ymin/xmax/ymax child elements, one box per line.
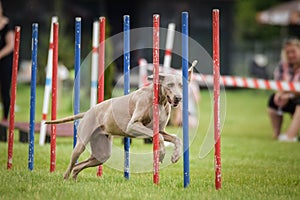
<box><xmin>213</xmin><ymin>9</ymin><xmax>222</xmax><ymax>190</ymax></box>
<box><xmin>90</xmin><ymin>20</ymin><xmax>99</xmax><ymax>107</ymax></box>
<box><xmin>74</xmin><ymin>17</ymin><xmax>81</xmax><ymax>148</ymax></box>
<box><xmin>163</xmin><ymin>23</ymin><xmax>175</xmax><ymax>73</ymax></box>
<box><xmin>7</xmin><ymin>26</ymin><xmax>21</xmax><ymax>170</ymax></box>
<box><xmin>123</xmin><ymin>15</ymin><xmax>131</xmax><ymax>180</ymax></box>
<box><xmin>50</xmin><ymin>22</ymin><xmax>59</xmax><ymax>172</ymax></box>
<box><xmin>97</xmin><ymin>16</ymin><xmax>105</xmax><ymax>177</ymax></box>
<box><xmin>182</xmin><ymin>12</ymin><xmax>190</xmax><ymax>188</ymax></box>
<box><xmin>40</xmin><ymin>16</ymin><xmax>58</xmax><ymax>145</ymax></box>
<box><xmin>28</xmin><ymin>23</ymin><xmax>38</xmax><ymax>171</ymax></box>
<box><xmin>153</xmin><ymin>14</ymin><xmax>160</xmax><ymax>185</ymax></box>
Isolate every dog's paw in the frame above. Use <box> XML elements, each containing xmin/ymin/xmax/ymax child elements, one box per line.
<box><xmin>63</xmin><ymin>172</ymin><xmax>70</xmax><ymax>180</ymax></box>
<box><xmin>171</xmin><ymin>151</ymin><xmax>181</xmax><ymax>163</ymax></box>
<box><xmin>72</xmin><ymin>173</ymin><xmax>78</xmax><ymax>181</ymax></box>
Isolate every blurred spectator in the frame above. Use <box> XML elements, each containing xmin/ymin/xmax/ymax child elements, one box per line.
<box><xmin>267</xmin><ymin>38</ymin><xmax>300</xmax><ymax>142</ymax></box>
<box><xmin>0</xmin><ymin>0</ymin><xmax>14</xmax><ymax>121</ymax></box>
<box><xmin>249</xmin><ymin>53</ymin><xmax>269</xmax><ymax>79</ymax></box>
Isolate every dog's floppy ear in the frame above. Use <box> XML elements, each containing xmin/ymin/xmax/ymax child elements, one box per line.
<box><xmin>188</xmin><ymin>60</ymin><xmax>197</xmax><ymax>82</ymax></box>
<box><xmin>188</xmin><ymin>67</ymin><xmax>193</xmax><ymax>82</ymax></box>
<box><xmin>147</xmin><ymin>74</ymin><xmax>166</xmax><ymax>82</ymax></box>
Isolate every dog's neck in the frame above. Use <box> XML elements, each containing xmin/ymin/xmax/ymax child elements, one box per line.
<box><xmin>145</xmin><ymin>83</ymin><xmax>169</xmax><ymax>106</ymax></box>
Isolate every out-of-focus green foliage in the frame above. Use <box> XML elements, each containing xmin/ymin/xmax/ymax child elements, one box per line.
<box><xmin>37</xmin><ymin>0</ymin><xmax>115</xmax><ymax>100</ymax></box>
<box><xmin>234</xmin><ymin>0</ymin><xmax>282</xmax><ymax>42</ymax></box>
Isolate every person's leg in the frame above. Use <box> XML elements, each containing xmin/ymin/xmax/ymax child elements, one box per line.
<box><xmin>267</xmin><ymin>93</ymin><xmax>283</xmax><ymax>138</ymax></box>
<box><xmin>267</xmin><ymin>107</ymin><xmax>283</xmax><ymax>139</ymax></box>
<box><xmin>285</xmin><ymin>105</ymin><xmax>300</xmax><ymax>139</ymax></box>
<box><xmin>0</xmin><ymin>63</ymin><xmax>12</xmax><ymax>120</ymax></box>
<box><xmin>0</xmin><ymin>62</ymin><xmax>11</xmax><ymax>141</ymax></box>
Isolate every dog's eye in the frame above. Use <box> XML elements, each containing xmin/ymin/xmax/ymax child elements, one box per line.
<box><xmin>178</xmin><ymin>83</ymin><xmax>183</xmax><ymax>88</ymax></box>
<box><xmin>167</xmin><ymin>83</ymin><xmax>175</xmax><ymax>87</ymax></box>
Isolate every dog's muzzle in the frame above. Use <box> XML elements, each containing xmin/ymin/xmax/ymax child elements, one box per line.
<box><xmin>167</xmin><ymin>95</ymin><xmax>182</xmax><ymax>107</ymax></box>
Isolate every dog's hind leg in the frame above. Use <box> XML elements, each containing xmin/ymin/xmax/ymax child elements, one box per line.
<box><xmin>64</xmin><ymin>142</ymin><xmax>85</xmax><ymax>180</ymax></box>
<box><xmin>90</xmin><ymin>133</ymin><xmax>112</xmax><ymax>165</ymax></box>
<box><xmin>72</xmin><ymin>156</ymin><xmax>102</xmax><ymax>180</ymax></box>
<box><xmin>70</xmin><ymin>132</ymin><xmax>112</xmax><ymax>180</ymax></box>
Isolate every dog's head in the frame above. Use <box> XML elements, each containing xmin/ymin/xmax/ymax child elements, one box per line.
<box><xmin>148</xmin><ymin>60</ymin><xmax>197</xmax><ymax>107</ymax></box>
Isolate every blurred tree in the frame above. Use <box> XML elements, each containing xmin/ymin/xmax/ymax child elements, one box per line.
<box><xmin>36</xmin><ymin>0</ymin><xmax>115</xmax><ymax>100</ymax></box>
<box><xmin>234</xmin><ymin>0</ymin><xmax>282</xmax><ymax>42</ymax></box>
<box><xmin>104</xmin><ymin>20</ymin><xmax>115</xmax><ymax>100</ymax></box>
<box><xmin>54</xmin><ymin>0</ymin><xmax>74</xmax><ymax>69</ymax></box>
<box><xmin>37</xmin><ymin>0</ymin><xmax>74</xmax><ymax>84</ymax></box>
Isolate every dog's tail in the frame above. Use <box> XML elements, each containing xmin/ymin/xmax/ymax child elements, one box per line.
<box><xmin>45</xmin><ymin>112</ymin><xmax>85</xmax><ymax>124</ymax></box>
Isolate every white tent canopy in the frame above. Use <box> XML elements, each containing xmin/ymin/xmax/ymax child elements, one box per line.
<box><xmin>256</xmin><ymin>0</ymin><xmax>300</xmax><ymax>26</ymax></box>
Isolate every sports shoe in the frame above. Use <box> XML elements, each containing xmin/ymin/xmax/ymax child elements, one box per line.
<box><xmin>278</xmin><ymin>134</ymin><xmax>298</xmax><ymax>142</ymax></box>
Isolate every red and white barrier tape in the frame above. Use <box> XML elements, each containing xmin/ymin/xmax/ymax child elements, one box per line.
<box><xmin>142</xmin><ymin>63</ymin><xmax>300</xmax><ymax>92</ymax></box>
<box><xmin>197</xmin><ymin>75</ymin><xmax>300</xmax><ymax>92</ymax></box>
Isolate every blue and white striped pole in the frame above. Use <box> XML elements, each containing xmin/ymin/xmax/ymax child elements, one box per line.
<box><xmin>182</xmin><ymin>11</ymin><xmax>190</xmax><ymax>188</ymax></box>
<box><xmin>74</xmin><ymin>17</ymin><xmax>81</xmax><ymax>148</ymax></box>
<box><xmin>123</xmin><ymin>15</ymin><xmax>131</xmax><ymax>180</ymax></box>
<box><xmin>28</xmin><ymin>23</ymin><xmax>38</xmax><ymax>171</ymax></box>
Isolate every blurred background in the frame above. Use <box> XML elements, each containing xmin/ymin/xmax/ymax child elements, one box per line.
<box><xmin>2</xmin><ymin>0</ymin><xmax>299</xmax><ymax>88</ymax></box>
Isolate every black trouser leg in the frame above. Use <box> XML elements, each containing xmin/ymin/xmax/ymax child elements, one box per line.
<box><xmin>0</xmin><ymin>58</ymin><xmax>12</xmax><ymax>142</ymax></box>
<box><xmin>0</xmin><ymin>64</ymin><xmax>12</xmax><ymax>120</ymax></box>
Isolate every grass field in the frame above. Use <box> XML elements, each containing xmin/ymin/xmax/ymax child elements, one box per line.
<box><xmin>0</xmin><ymin>84</ymin><xmax>299</xmax><ymax>200</ymax></box>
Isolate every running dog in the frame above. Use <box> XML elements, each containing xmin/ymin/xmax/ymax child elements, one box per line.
<box><xmin>46</xmin><ymin>60</ymin><xmax>197</xmax><ymax>180</ymax></box>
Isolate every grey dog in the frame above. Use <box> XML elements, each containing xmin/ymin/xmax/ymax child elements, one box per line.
<box><xmin>46</xmin><ymin>60</ymin><xmax>197</xmax><ymax>180</ymax></box>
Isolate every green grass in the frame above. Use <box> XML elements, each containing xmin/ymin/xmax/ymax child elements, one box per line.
<box><xmin>0</xmin><ymin>85</ymin><xmax>300</xmax><ymax>200</ymax></box>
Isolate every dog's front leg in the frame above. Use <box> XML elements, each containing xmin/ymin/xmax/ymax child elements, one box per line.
<box><xmin>126</xmin><ymin>122</ymin><xmax>166</xmax><ymax>163</ymax></box>
<box><xmin>158</xmin><ymin>134</ymin><xmax>166</xmax><ymax>163</ymax></box>
<box><xmin>159</xmin><ymin>131</ymin><xmax>182</xmax><ymax>163</ymax></box>
<box><xmin>126</xmin><ymin>121</ymin><xmax>153</xmax><ymax>138</ymax></box>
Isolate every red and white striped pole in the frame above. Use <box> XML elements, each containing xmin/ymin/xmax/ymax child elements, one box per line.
<box><xmin>153</xmin><ymin>14</ymin><xmax>160</xmax><ymax>185</ymax></box>
<box><xmin>40</xmin><ymin>16</ymin><xmax>58</xmax><ymax>145</ymax></box>
<box><xmin>50</xmin><ymin>22</ymin><xmax>59</xmax><ymax>172</ymax></box>
<box><xmin>7</xmin><ymin>26</ymin><xmax>21</xmax><ymax>170</ymax></box>
<box><xmin>97</xmin><ymin>16</ymin><xmax>105</xmax><ymax>177</ymax></box>
<box><xmin>213</xmin><ymin>9</ymin><xmax>221</xmax><ymax>190</ymax></box>
<box><xmin>163</xmin><ymin>23</ymin><xmax>175</xmax><ymax>73</ymax></box>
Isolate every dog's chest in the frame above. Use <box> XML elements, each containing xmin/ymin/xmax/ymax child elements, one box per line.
<box><xmin>159</xmin><ymin>104</ymin><xmax>170</xmax><ymax>124</ymax></box>
<box><xmin>145</xmin><ymin>104</ymin><xmax>171</xmax><ymax>129</ymax></box>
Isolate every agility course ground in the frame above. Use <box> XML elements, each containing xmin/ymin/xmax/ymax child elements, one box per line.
<box><xmin>0</xmin><ymin>85</ymin><xmax>299</xmax><ymax>199</ymax></box>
